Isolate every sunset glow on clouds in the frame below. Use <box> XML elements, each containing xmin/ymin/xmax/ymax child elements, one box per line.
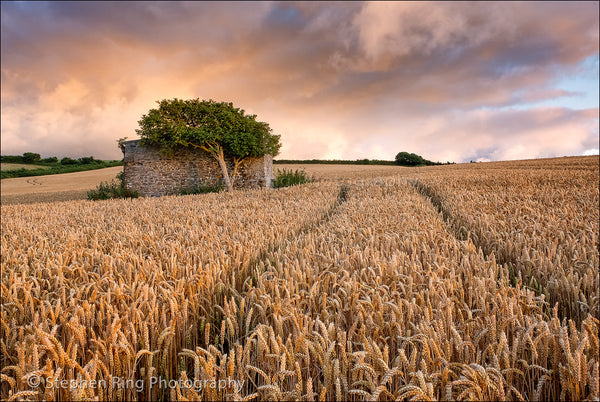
<box><xmin>1</xmin><ymin>1</ymin><xmax>598</xmax><ymax>162</ymax></box>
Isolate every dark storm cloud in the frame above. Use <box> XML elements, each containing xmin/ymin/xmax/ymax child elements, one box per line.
<box><xmin>1</xmin><ymin>1</ymin><xmax>598</xmax><ymax>161</ymax></box>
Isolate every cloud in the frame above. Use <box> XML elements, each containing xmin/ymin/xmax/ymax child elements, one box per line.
<box><xmin>351</xmin><ymin>2</ymin><xmax>598</xmax><ymax>69</ymax></box>
<box><xmin>1</xmin><ymin>1</ymin><xmax>598</xmax><ymax>162</ymax></box>
<box><xmin>423</xmin><ymin>107</ymin><xmax>600</xmax><ymax>162</ymax></box>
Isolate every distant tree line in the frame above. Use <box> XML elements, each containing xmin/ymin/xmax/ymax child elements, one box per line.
<box><xmin>274</xmin><ymin>152</ymin><xmax>454</xmax><ymax>167</ymax></box>
<box><xmin>1</xmin><ymin>153</ymin><xmax>111</xmax><ymax>166</ymax></box>
<box><xmin>274</xmin><ymin>158</ymin><xmax>397</xmax><ymax>165</ymax></box>
<box><xmin>1</xmin><ymin>152</ymin><xmax>123</xmax><ymax>179</ymax></box>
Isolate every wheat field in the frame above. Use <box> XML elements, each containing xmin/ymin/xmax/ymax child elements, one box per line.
<box><xmin>1</xmin><ymin>156</ymin><xmax>598</xmax><ymax>401</ymax></box>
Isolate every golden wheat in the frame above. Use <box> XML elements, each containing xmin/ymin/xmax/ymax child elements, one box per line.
<box><xmin>1</xmin><ymin>156</ymin><xmax>598</xmax><ymax>401</ymax></box>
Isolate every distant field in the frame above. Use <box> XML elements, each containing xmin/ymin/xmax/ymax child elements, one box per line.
<box><xmin>1</xmin><ymin>157</ymin><xmax>596</xmax><ymax>205</ymax></box>
<box><xmin>0</xmin><ymin>164</ymin><xmax>406</xmax><ymax>205</ymax></box>
<box><xmin>0</xmin><ymin>162</ymin><xmax>51</xmax><ymax>171</ymax></box>
<box><xmin>0</xmin><ymin>166</ymin><xmax>123</xmax><ymax>205</ymax></box>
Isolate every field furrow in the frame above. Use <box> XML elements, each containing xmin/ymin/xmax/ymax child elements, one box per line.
<box><xmin>205</xmin><ymin>178</ymin><xmax>597</xmax><ymax>401</ymax></box>
<box><xmin>410</xmin><ymin>159</ymin><xmax>599</xmax><ymax>323</ymax></box>
<box><xmin>1</xmin><ymin>183</ymin><xmax>339</xmax><ymax>401</ymax></box>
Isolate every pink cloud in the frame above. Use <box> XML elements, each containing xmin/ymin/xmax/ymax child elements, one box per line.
<box><xmin>1</xmin><ymin>1</ymin><xmax>598</xmax><ymax>162</ymax></box>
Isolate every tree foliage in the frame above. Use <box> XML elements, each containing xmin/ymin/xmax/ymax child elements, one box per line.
<box><xmin>78</xmin><ymin>156</ymin><xmax>97</xmax><ymax>165</ymax></box>
<box><xmin>136</xmin><ymin>98</ymin><xmax>281</xmax><ymax>191</ymax></box>
<box><xmin>395</xmin><ymin>151</ymin><xmax>430</xmax><ymax>166</ymax></box>
<box><xmin>22</xmin><ymin>152</ymin><xmax>41</xmax><ymax>164</ymax></box>
<box><xmin>60</xmin><ymin>157</ymin><xmax>78</xmax><ymax>165</ymax></box>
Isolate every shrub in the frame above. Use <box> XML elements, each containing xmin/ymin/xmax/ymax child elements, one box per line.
<box><xmin>273</xmin><ymin>168</ymin><xmax>311</xmax><ymax>188</ymax></box>
<box><xmin>1</xmin><ymin>155</ymin><xmax>25</xmax><ymax>163</ymax></box>
<box><xmin>61</xmin><ymin>157</ymin><xmax>78</xmax><ymax>165</ymax></box>
<box><xmin>87</xmin><ymin>172</ymin><xmax>139</xmax><ymax>200</ymax></box>
<box><xmin>78</xmin><ymin>156</ymin><xmax>97</xmax><ymax>164</ymax></box>
<box><xmin>40</xmin><ymin>157</ymin><xmax>59</xmax><ymax>164</ymax></box>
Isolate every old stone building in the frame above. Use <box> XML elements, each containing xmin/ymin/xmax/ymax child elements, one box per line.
<box><xmin>120</xmin><ymin>139</ymin><xmax>273</xmax><ymax>197</ymax></box>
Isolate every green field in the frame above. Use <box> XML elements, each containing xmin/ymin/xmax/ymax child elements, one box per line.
<box><xmin>0</xmin><ymin>163</ymin><xmax>51</xmax><ymax>171</ymax></box>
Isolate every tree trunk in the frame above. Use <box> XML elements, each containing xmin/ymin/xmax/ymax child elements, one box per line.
<box><xmin>231</xmin><ymin>157</ymin><xmax>245</xmax><ymax>188</ymax></box>
<box><xmin>215</xmin><ymin>147</ymin><xmax>233</xmax><ymax>192</ymax></box>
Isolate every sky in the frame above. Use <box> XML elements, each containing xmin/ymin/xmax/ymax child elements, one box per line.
<box><xmin>1</xmin><ymin>1</ymin><xmax>598</xmax><ymax>163</ymax></box>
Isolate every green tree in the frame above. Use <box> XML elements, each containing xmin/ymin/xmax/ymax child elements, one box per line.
<box><xmin>60</xmin><ymin>157</ymin><xmax>78</xmax><ymax>165</ymax></box>
<box><xmin>40</xmin><ymin>156</ymin><xmax>58</xmax><ymax>163</ymax></box>
<box><xmin>136</xmin><ymin>98</ymin><xmax>281</xmax><ymax>191</ymax></box>
<box><xmin>22</xmin><ymin>152</ymin><xmax>41</xmax><ymax>164</ymax></box>
<box><xmin>395</xmin><ymin>151</ymin><xmax>426</xmax><ymax>166</ymax></box>
<box><xmin>78</xmin><ymin>156</ymin><xmax>96</xmax><ymax>164</ymax></box>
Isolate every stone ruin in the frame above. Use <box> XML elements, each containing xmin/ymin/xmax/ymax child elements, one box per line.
<box><xmin>120</xmin><ymin>139</ymin><xmax>273</xmax><ymax>197</ymax></box>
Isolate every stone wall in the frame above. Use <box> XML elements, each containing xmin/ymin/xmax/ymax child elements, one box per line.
<box><xmin>120</xmin><ymin>140</ymin><xmax>273</xmax><ymax>197</ymax></box>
